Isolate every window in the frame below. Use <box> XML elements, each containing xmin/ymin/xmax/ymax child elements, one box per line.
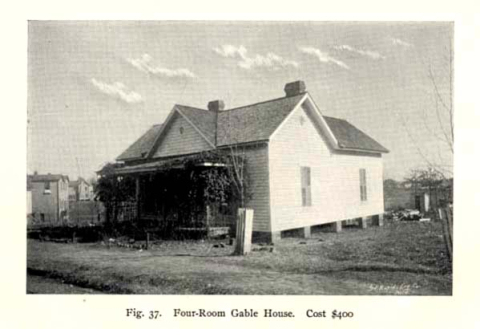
<box><xmin>301</xmin><ymin>166</ymin><xmax>312</xmax><ymax>206</ymax></box>
<box><xmin>360</xmin><ymin>168</ymin><xmax>367</xmax><ymax>201</ymax></box>
<box><xmin>44</xmin><ymin>181</ymin><xmax>51</xmax><ymax>194</ymax></box>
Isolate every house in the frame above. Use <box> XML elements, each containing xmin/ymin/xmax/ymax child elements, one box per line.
<box><xmin>27</xmin><ymin>177</ymin><xmax>33</xmax><ymax>223</ymax></box>
<box><xmin>106</xmin><ymin>81</ymin><xmax>389</xmax><ymax>242</ymax></box>
<box><xmin>410</xmin><ymin>178</ymin><xmax>453</xmax><ymax>214</ymax></box>
<box><xmin>69</xmin><ymin>177</ymin><xmax>92</xmax><ymax>201</ymax></box>
<box><xmin>28</xmin><ymin>173</ymin><xmax>70</xmax><ymax>223</ymax></box>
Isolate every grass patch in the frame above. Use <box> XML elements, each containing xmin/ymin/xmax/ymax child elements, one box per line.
<box><xmin>27</xmin><ymin>221</ymin><xmax>451</xmax><ymax>295</ymax></box>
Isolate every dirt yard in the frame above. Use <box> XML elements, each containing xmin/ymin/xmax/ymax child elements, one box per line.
<box><xmin>27</xmin><ymin>220</ymin><xmax>452</xmax><ymax>295</ymax></box>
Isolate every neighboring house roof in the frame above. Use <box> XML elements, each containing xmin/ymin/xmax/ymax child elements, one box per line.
<box><xmin>116</xmin><ymin>82</ymin><xmax>388</xmax><ymax>163</ymax></box>
<box><xmin>69</xmin><ymin>177</ymin><xmax>90</xmax><ymax>188</ymax></box>
<box><xmin>69</xmin><ymin>181</ymin><xmax>79</xmax><ymax>188</ymax></box>
<box><xmin>29</xmin><ymin>174</ymin><xmax>69</xmax><ymax>182</ymax></box>
<box><xmin>117</xmin><ymin>124</ymin><xmax>164</xmax><ymax>161</ymax></box>
<box><xmin>323</xmin><ymin>116</ymin><xmax>389</xmax><ymax>153</ymax></box>
<box><xmin>27</xmin><ymin>176</ymin><xmax>32</xmax><ymax>191</ymax></box>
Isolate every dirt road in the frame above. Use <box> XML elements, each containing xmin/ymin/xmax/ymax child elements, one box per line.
<box><xmin>27</xmin><ymin>273</ymin><xmax>102</xmax><ymax>294</ymax></box>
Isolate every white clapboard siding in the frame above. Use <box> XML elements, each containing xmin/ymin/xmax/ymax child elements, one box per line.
<box><xmin>228</xmin><ymin>144</ymin><xmax>271</xmax><ymax>232</ymax></box>
<box><xmin>269</xmin><ymin>104</ymin><xmax>384</xmax><ymax>232</ymax></box>
<box><xmin>153</xmin><ymin>112</ymin><xmax>213</xmax><ymax>158</ymax></box>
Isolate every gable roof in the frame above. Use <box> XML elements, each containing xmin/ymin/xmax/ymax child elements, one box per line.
<box><xmin>216</xmin><ymin>93</ymin><xmax>306</xmax><ymax>146</ymax></box>
<box><xmin>116</xmin><ymin>89</ymin><xmax>388</xmax><ymax>162</ymax></box>
<box><xmin>117</xmin><ymin>124</ymin><xmax>163</xmax><ymax>161</ymax></box>
<box><xmin>176</xmin><ymin>105</ymin><xmax>217</xmax><ymax>145</ymax></box>
<box><xmin>323</xmin><ymin>116</ymin><xmax>389</xmax><ymax>153</ymax></box>
<box><xmin>69</xmin><ymin>177</ymin><xmax>90</xmax><ymax>187</ymax></box>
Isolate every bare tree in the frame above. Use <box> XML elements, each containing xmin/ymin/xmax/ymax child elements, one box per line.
<box><xmin>212</xmin><ymin>101</ymin><xmax>257</xmax><ymax>209</ymax></box>
<box><xmin>399</xmin><ymin>42</ymin><xmax>453</xmax><ymax>179</ymax></box>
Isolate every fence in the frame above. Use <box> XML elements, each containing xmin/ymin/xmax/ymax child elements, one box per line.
<box><xmin>438</xmin><ymin>207</ymin><xmax>453</xmax><ymax>261</ymax></box>
<box><xmin>69</xmin><ymin>200</ymin><xmax>105</xmax><ymax>224</ymax></box>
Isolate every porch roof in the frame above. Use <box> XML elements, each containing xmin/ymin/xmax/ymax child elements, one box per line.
<box><xmin>103</xmin><ymin>152</ymin><xmax>232</xmax><ymax>176</ymax></box>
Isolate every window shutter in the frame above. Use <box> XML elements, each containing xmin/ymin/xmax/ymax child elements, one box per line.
<box><xmin>364</xmin><ymin>170</ymin><xmax>367</xmax><ymax>201</ymax></box>
<box><xmin>301</xmin><ymin>167</ymin><xmax>312</xmax><ymax>206</ymax></box>
<box><xmin>359</xmin><ymin>169</ymin><xmax>367</xmax><ymax>201</ymax></box>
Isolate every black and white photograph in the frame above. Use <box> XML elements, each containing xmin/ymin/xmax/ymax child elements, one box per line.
<box><xmin>26</xmin><ymin>20</ymin><xmax>454</xmax><ymax>296</ymax></box>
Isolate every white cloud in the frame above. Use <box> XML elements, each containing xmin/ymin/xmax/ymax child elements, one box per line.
<box><xmin>390</xmin><ymin>37</ymin><xmax>414</xmax><ymax>48</ymax></box>
<box><xmin>333</xmin><ymin>44</ymin><xmax>385</xmax><ymax>60</ymax></box>
<box><xmin>91</xmin><ymin>78</ymin><xmax>143</xmax><ymax>104</ymax></box>
<box><xmin>213</xmin><ymin>45</ymin><xmax>299</xmax><ymax>70</ymax></box>
<box><xmin>127</xmin><ymin>54</ymin><xmax>196</xmax><ymax>78</ymax></box>
<box><xmin>299</xmin><ymin>47</ymin><xmax>350</xmax><ymax>69</ymax></box>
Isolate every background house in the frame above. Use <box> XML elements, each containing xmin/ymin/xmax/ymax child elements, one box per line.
<box><xmin>69</xmin><ymin>177</ymin><xmax>92</xmax><ymax>201</ymax></box>
<box><xmin>410</xmin><ymin>178</ymin><xmax>453</xmax><ymax>214</ymax></box>
<box><xmin>107</xmin><ymin>81</ymin><xmax>389</xmax><ymax>242</ymax></box>
<box><xmin>384</xmin><ymin>177</ymin><xmax>453</xmax><ymax>213</ymax></box>
<box><xmin>27</xmin><ymin>177</ymin><xmax>32</xmax><ymax>223</ymax></box>
<box><xmin>28</xmin><ymin>173</ymin><xmax>70</xmax><ymax>223</ymax></box>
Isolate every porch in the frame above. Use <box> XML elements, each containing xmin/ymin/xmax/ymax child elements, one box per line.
<box><xmin>99</xmin><ymin>152</ymin><xmax>240</xmax><ymax>239</ymax></box>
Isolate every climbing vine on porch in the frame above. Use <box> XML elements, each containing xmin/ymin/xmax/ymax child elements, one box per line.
<box><xmin>96</xmin><ymin>151</ymin><xmax>252</xmax><ymax>227</ymax></box>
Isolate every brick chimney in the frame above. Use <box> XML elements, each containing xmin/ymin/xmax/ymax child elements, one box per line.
<box><xmin>284</xmin><ymin>80</ymin><xmax>306</xmax><ymax>97</ymax></box>
<box><xmin>207</xmin><ymin>100</ymin><xmax>225</xmax><ymax>113</ymax></box>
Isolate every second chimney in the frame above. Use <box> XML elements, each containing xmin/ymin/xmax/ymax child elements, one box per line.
<box><xmin>207</xmin><ymin>100</ymin><xmax>225</xmax><ymax>113</ymax></box>
<box><xmin>284</xmin><ymin>80</ymin><xmax>306</xmax><ymax>97</ymax></box>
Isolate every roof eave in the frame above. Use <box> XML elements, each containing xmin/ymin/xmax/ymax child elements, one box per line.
<box><xmin>337</xmin><ymin>146</ymin><xmax>389</xmax><ymax>154</ymax></box>
<box><xmin>217</xmin><ymin>139</ymin><xmax>269</xmax><ymax>149</ymax></box>
<box><xmin>116</xmin><ymin>155</ymin><xmax>142</xmax><ymax>162</ymax></box>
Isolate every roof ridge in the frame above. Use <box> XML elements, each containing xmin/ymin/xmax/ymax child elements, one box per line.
<box><xmin>175</xmin><ymin>104</ymin><xmax>207</xmax><ymax>112</ymax></box>
<box><xmin>222</xmin><ymin>93</ymin><xmax>306</xmax><ymax>113</ymax></box>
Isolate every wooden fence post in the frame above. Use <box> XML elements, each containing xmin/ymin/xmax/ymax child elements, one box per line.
<box><xmin>438</xmin><ymin>208</ymin><xmax>453</xmax><ymax>261</ymax></box>
<box><xmin>234</xmin><ymin>208</ymin><xmax>253</xmax><ymax>255</ymax></box>
<box><xmin>446</xmin><ymin>207</ymin><xmax>453</xmax><ymax>254</ymax></box>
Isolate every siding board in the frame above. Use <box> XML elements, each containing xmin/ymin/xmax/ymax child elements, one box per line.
<box><xmin>227</xmin><ymin>144</ymin><xmax>271</xmax><ymax>232</ymax></box>
<box><xmin>153</xmin><ymin>112</ymin><xmax>213</xmax><ymax>158</ymax></box>
<box><xmin>269</xmin><ymin>104</ymin><xmax>384</xmax><ymax>231</ymax></box>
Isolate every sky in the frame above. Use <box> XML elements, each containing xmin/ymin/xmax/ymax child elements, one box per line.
<box><xmin>27</xmin><ymin>21</ymin><xmax>453</xmax><ymax>181</ymax></box>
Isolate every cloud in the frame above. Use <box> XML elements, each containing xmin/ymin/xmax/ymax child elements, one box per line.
<box><xmin>91</xmin><ymin>78</ymin><xmax>143</xmax><ymax>104</ymax></box>
<box><xmin>390</xmin><ymin>37</ymin><xmax>414</xmax><ymax>48</ymax></box>
<box><xmin>299</xmin><ymin>47</ymin><xmax>350</xmax><ymax>69</ymax></box>
<box><xmin>127</xmin><ymin>54</ymin><xmax>196</xmax><ymax>78</ymax></box>
<box><xmin>333</xmin><ymin>44</ymin><xmax>385</xmax><ymax>60</ymax></box>
<box><xmin>213</xmin><ymin>45</ymin><xmax>299</xmax><ymax>70</ymax></box>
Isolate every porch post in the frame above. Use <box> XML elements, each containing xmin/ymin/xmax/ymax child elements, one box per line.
<box><xmin>135</xmin><ymin>176</ymin><xmax>141</xmax><ymax>221</ymax></box>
